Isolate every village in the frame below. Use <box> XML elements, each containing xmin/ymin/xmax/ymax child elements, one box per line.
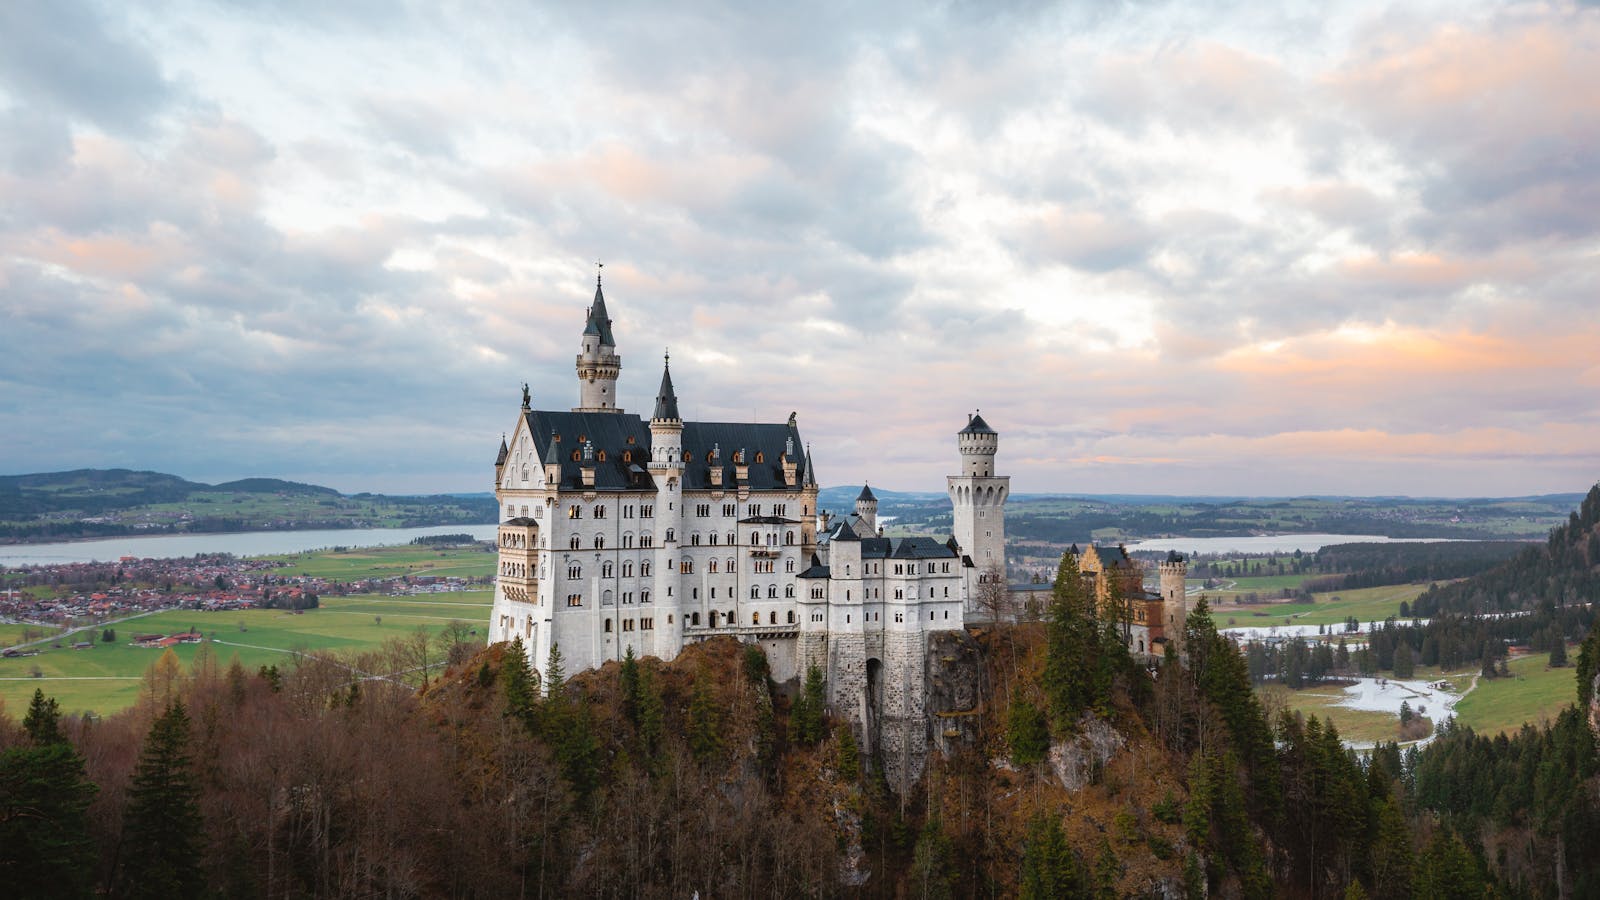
<box><xmin>0</xmin><ymin>552</ymin><xmax>490</xmax><ymax>654</ymax></box>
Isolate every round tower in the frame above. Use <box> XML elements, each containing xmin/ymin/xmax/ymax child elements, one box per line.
<box><xmin>574</xmin><ymin>273</ymin><xmax>622</xmax><ymax>412</ymax></box>
<box><xmin>1159</xmin><ymin>550</ymin><xmax>1189</xmax><ymax>654</ymax></box>
<box><xmin>855</xmin><ymin>484</ymin><xmax>878</xmax><ymax>534</ymax></box>
<box><xmin>947</xmin><ymin>412</ymin><xmax>1010</xmax><ymax>596</ymax></box>
<box><xmin>957</xmin><ymin>411</ymin><xmax>999</xmax><ymax>477</ymax></box>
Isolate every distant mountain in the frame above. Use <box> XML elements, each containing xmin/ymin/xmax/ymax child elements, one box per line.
<box><xmin>211</xmin><ymin>477</ymin><xmax>339</xmax><ymax>495</ymax></box>
<box><xmin>0</xmin><ymin>468</ymin><xmax>495</xmax><ymax>544</ymax></box>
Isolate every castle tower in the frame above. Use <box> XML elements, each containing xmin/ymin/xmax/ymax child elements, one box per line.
<box><xmin>494</xmin><ymin>516</ymin><xmax>543</xmax><ymax>670</ymax></box>
<box><xmin>574</xmin><ymin>273</ymin><xmax>622</xmax><ymax>412</ymax></box>
<box><xmin>648</xmin><ymin>354</ymin><xmax>685</xmax><ymax>658</ymax></box>
<box><xmin>855</xmin><ymin>484</ymin><xmax>878</xmax><ymax>534</ymax></box>
<box><xmin>947</xmin><ymin>412</ymin><xmax>1009</xmax><ymax>593</ymax></box>
<box><xmin>1159</xmin><ymin>551</ymin><xmax>1189</xmax><ymax>655</ymax></box>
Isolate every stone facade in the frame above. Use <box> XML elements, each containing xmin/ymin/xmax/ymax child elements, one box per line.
<box><xmin>488</xmin><ymin>280</ymin><xmax>1009</xmax><ymax>784</ymax></box>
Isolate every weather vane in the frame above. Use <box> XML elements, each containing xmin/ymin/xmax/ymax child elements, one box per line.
<box><xmin>596</xmin><ymin>259</ymin><xmax>603</xmax><ymax>286</ymax></box>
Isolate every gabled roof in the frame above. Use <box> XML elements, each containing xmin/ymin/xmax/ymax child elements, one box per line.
<box><xmin>829</xmin><ymin>521</ymin><xmax>861</xmax><ymax>542</ymax></box>
<box><xmin>527</xmin><ymin>411</ymin><xmax>654</xmax><ymax>492</ymax></box>
<box><xmin>583</xmin><ymin>280</ymin><xmax>616</xmax><ymax>346</ymax></box>
<box><xmin>680</xmin><ymin>422</ymin><xmax>806</xmax><ymax>491</ymax></box>
<box><xmin>960</xmin><ymin>412</ymin><xmax>996</xmax><ymax>435</ymax></box>
<box><xmin>857</xmin><ymin>484</ymin><xmax>876</xmax><ymax>502</ymax></box>
<box><xmin>495</xmin><ymin>436</ymin><xmax>509</xmax><ymax>466</ymax></box>
<box><xmin>859</xmin><ymin>536</ymin><xmax>959</xmax><ymax>560</ymax></box>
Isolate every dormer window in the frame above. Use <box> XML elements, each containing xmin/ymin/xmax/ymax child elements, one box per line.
<box><xmin>754</xmin><ymin>451</ymin><xmax>765</xmax><ymax>463</ymax></box>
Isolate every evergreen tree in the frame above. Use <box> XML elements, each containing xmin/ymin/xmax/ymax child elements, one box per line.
<box><xmin>120</xmin><ymin>701</ymin><xmax>204</xmax><ymax>900</ymax></box>
<box><xmin>792</xmin><ymin>665</ymin><xmax>827</xmax><ymax>745</ymax></box>
<box><xmin>1043</xmin><ymin>550</ymin><xmax>1099</xmax><ymax>731</ymax></box>
<box><xmin>0</xmin><ymin>692</ymin><xmax>97</xmax><ymax>899</ymax></box>
<box><xmin>1393</xmin><ymin>641</ymin><xmax>1414</xmax><ymax>679</ymax></box>
<box><xmin>1369</xmin><ymin>795</ymin><xmax>1413</xmax><ymax>900</ymax></box>
<box><xmin>501</xmin><ymin>637</ymin><xmax>535</xmax><ymax>723</ymax></box>
<box><xmin>1019</xmin><ymin>814</ymin><xmax>1083</xmax><ymax>900</ymax></box>
<box><xmin>1578</xmin><ymin>623</ymin><xmax>1600</xmax><ymax>709</ymax></box>
<box><xmin>636</xmin><ymin>667</ymin><xmax>665</xmax><ymax>765</ymax></box>
<box><xmin>23</xmin><ymin>688</ymin><xmax>63</xmax><ymax>745</ymax></box>
<box><xmin>1006</xmin><ymin>695</ymin><xmax>1050</xmax><ymax>766</ymax></box>
<box><xmin>687</xmin><ymin>669</ymin><xmax>722</xmax><ymax>762</ymax></box>
<box><xmin>836</xmin><ymin>728</ymin><xmax>860</xmax><ymax>782</ymax></box>
<box><xmin>619</xmin><ymin>645</ymin><xmax>641</xmax><ymax>727</ymax></box>
<box><xmin>544</xmin><ymin>642</ymin><xmax>566</xmax><ymax>701</ymax></box>
<box><xmin>1549</xmin><ymin>636</ymin><xmax>1567</xmax><ymax>668</ymax></box>
<box><xmin>910</xmin><ymin>818</ymin><xmax>955</xmax><ymax>899</ymax></box>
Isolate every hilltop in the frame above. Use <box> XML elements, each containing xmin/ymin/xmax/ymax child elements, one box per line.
<box><xmin>0</xmin><ymin>468</ymin><xmax>496</xmax><ymax>543</ymax></box>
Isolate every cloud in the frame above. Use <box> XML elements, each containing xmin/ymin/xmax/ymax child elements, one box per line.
<box><xmin>0</xmin><ymin>0</ymin><xmax>172</xmax><ymax>135</ymax></box>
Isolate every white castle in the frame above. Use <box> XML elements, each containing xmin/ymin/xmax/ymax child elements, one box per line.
<box><xmin>489</xmin><ymin>277</ymin><xmax>1009</xmax><ymax>772</ymax></box>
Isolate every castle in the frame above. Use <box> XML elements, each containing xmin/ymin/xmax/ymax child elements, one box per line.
<box><xmin>487</xmin><ymin>277</ymin><xmax>1013</xmax><ymax>775</ymax></box>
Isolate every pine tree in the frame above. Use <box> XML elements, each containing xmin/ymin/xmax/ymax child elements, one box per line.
<box><xmin>910</xmin><ymin>818</ymin><xmax>955</xmax><ymax>899</ymax></box>
<box><xmin>1549</xmin><ymin>636</ymin><xmax>1567</xmax><ymax>668</ymax></box>
<box><xmin>1019</xmin><ymin>814</ymin><xmax>1083</xmax><ymax>899</ymax></box>
<box><xmin>23</xmin><ymin>688</ymin><xmax>63</xmax><ymax>745</ymax></box>
<box><xmin>501</xmin><ymin>637</ymin><xmax>535</xmax><ymax>723</ymax></box>
<box><xmin>636</xmin><ymin>667</ymin><xmax>665</xmax><ymax>766</ymax></box>
<box><xmin>793</xmin><ymin>665</ymin><xmax>827</xmax><ymax>745</ymax></box>
<box><xmin>1043</xmin><ymin>550</ymin><xmax>1098</xmax><ymax>731</ymax></box>
<box><xmin>619</xmin><ymin>645</ymin><xmax>641</xmax><ymax>727</ymax></box>
<box><xmin>687</xmin><ymin>669</ymin><xmax>722</xmax><ymax>762</ymax></box>
<box><xmin>1006</xmin><ymin>695</ymin><xmax>1050</xmax><ymax>766</ymax></box>
<box><xmin>0</xmin><ymin>691</ymin><xmax>97</xmax><ymax>899</ymax></box>
<box><xmin>1393</xmin><ymin>642</ymin><xmax>1415</xmax><ymax>679</ymax></box>
<box><xmin>544</xmin><ymin>642</ymin><xmax>566</xmax><ymax>701</ymax></box>
<box><xmin>120</xmin><ymin>701</ymin><xmax>204</xmax><ymax>900</ymax></box>
<box><xmin>836</xmin><ymin>728</ymin><xmax>860</xmax><ymax>782</ymax></box>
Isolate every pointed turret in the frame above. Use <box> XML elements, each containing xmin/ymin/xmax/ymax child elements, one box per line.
<box><xmin>574</xmin><ymin>267</ymin><xmax>623</xmax><ymax>412</ymax></box>
<box><xmin>583</xmin><ymin>276</ymin><xmax>616</xmax><ymax>347</ymax></box>
<box><xmin>495</xmin><ymin>435</ymin><xmax>509</xmax><ymax>467</ymax></box>
<box><xmin>652</xmin><ymin>353</ymin><xmax>681</xmax><ymax>422</ymax></box>
<box><xmin>803</xmin><ymin>444</ymin><xmax>817</xmax><ymax>487</ymax></box>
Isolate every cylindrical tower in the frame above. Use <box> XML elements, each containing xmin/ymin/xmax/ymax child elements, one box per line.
<box><xmin>648</xmin><ymin>355</ymin><xmax>685</xmax><ymax>657</ymax></box>
<box><xmin>1159</xmin><ymin>551</ymin><xmax>1189</xmax><ymax>654</ymax></box>
<box><xmin>574</xmin><ymin>276</ymin><xmax>622</xmax><ymax>412</ymax></box>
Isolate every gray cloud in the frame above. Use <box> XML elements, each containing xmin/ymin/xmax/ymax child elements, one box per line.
<box><xmin>0</xmin><ymin>0</ymin><xmax>172</xmax><ymax>134</ymax></box>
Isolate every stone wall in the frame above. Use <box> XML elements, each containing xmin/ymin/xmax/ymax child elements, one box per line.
<box><xmin>926</xmin><ymin>630</ymin><xmax>984</xmax><ymax>756</ymax></box>
<box><xmin>878</xmin><ymin>630</ymin><xmax>930</xmax><ymax>791</ymax></box>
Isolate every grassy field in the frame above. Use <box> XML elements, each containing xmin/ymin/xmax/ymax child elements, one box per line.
<box><xmin>265</xmin><ymin>545</ymin><xmax>496</xmax><ymax>581</ymax></box>
<box><xmin>1213</xmin><ymin>583</ymin><xmax>1430</xmax><ymax>629</ymax></box>
<box><xmin>1451</xmin><ymin>653</ymin><xmax>1578</xmax><ymax>737</ymax></box>
<box><xmin>0</xmin><ymin>590</ymin><xmax>493</xmax><ymax>715</ymax></box>
<box><xmin>1257</xmin><ymin>683</ymin><xmax>1415</xmax><ymax>744</ymax></box>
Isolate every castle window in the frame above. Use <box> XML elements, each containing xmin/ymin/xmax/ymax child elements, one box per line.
<box><xmin>726</xmin><ymin>609</ymin><xmax>734</xmax><ymax>623</ymax></box>
<box><xmin>709</xmin><ymin>559</ymin><xmax>719</xmax><ymax>574</ymax></box>
<box><xmin>641</xmin><ymin>534</ymin><xmax>653</xmax><ymax>548</ymax></box>
<box><xmin>602</xmin><ymin>561</ymin><xmax>614</xmax><ymax>577</ymax></box>
<box><xmin>750</xmin><ymin>586</ymin><xmax>760</xmax><ymax>599</ymax></box>
<box><xmin>691</xmin><ymin>533</ymin><xmax>701</xmax><ymax>546</ymax></box>
<box><xmin>594</xmin><ymin>506</ymin><xmax>606</xmax><ymax>518</ymax></box>
<box><xmin>769</xmin><ymin>611</ymin><xmax>777</xmax><ymax>624</ymax></box>
<box><xmin>568</xmin><ymin>505</ymin><xmax>582</xmax><ymax>519</ymax></box>
<box><xmin>641</xmin><ymin>589</ymin><xmax>650</xmax><ymax>603</ymax></box>
<box><xmin>626</xmin><ymin>435</ymin><xmax>636</xmax><ymax>445</ymax></box>
<box><xmin>623</xmin><ymin>534</ymin><xmax>633</xmax><ymax>549</ymax></box>
<box><xmin>641</xmin><ymin>561</ymin><xmax>652</xmax><ymax>576</ymax></box>
<box><xmin>755</xmin><ymin>452</ymin><xmax>764</xmax><ymax>463</ymax></box>
<box><xmin>665</xmin><ymin>528</ymin><xmax>675</xmax><ymax>542</ymax></box>
<box><xmin>785</xmin><ymin>531</ymin><xmax>795</xmax><ymax>545</ymax></box>
<box><xmin>785</xmin><ymin>585</ymin><xmax>795</xmax><ymax>598</ymax></box>
<box><xmin>785</xmin><ymin>559</ymin><xmax>795</xmax><ymax>573</ymax></box>
<box><xmin>750</xmin><ymin>504</ymin><xmax>761</xmax><ymax>516</ymax></box>
<box><xmin>943</xmin><ymin>610</ymin><xmax>949</xmax><ymax>619</ymax></box>
<box><xmin>692</xmin><ymin>612</ymin><xmax>700</xmax><ymax>626</ymax></box>
<box><xmin>709</xmin><ymin>532</ymin><xmax>719</xmax><ymax>546</ymax></box>
<box><xmin>723</xmin><ymin>503</ymin><xmax>736</xmax><ymax>517</ymax></box>
<box><xmin>696</xmin><ymin>504</ymin><xmax>710</xmax><ymax>517</ymax></box>
<box><xmin>567</xmin><ymin>594</ymin><xmax>582</xmax><ymax>607</ymax></box>
<box><xmin>605</xmin><ymin>619</ymin><xmax>612</xmax><ymax>633</ymax></box>
<box><xmin>641</xmin><ymin>617</ymin><xmax>653</xmax><ymax>630</ymax></box>
<box><xmin>787</xmin><ymin>610</ymin><xmax>795</xmax><ymax>624</ymax></box>
<box><xmin>692</xmin><ymin>588</ymin><xmax>699</xmax><ymax>600</ymax></box>
<box><xmin>752</xmin><ymin>612</ymin><xmax>760</xmax><ymax>625</ymax></box>
<box><xmin>768</xmin><ymin>584</ymin><xmax>777</xmax><ymax>598</ymax></box>
<box><xmin>641</xmin><ymin>505</ymin><xmax>653</xmax><ymax>517</ymax></box>
<box><xmin>750</xmin><ymin>532</ymin><xmax>759</xmax><ymax>545</ymax></box>
<box><xmin>571</xmin><ymin>450</ymin><xmax>581</xmax><ymax>462</ymax></box>
<box><xmin>624</xmin><ymin>505</ymin><xmax>634</xmax><ymax>518</ymax></box>
<box><xmin>597</xmin><ymin>450</ymin><xmax>607</xmax><ymax>462</ymax></box>
<box><xmin>894</xmin><ymin>612</ymin><xmax>903</xmax><ymax>623</ymax></box>
<box><xmin>680</xmin><ymin>559</ymin><xmax>693</xmax><ymax>574</ymax></box>
<box><xmin>930</xmin><ymin>611</ymin><xmax>935</xmax><ymax>620</ymax></box>
<box><xmin>726</xmin><ymin>532</ymin><xmax>735</xmax><ymax>545</ymax></box>
<box><xmin>567</xmin><ymin>565</ymin><xmax>581</xmax><ymax>579</ymax></box>
<box><xmin>569</xmin><ymin>535</ymin><xmax>581</xmax><ymax>550</ymax></box>
<box><xmin>683</xmin><ymin>451</ymin><xmax>693</xmax><ymax>462</ymax></box>
<box><xmin>622</xmin><ymin>451</ymin><xmax>632</xmax><ymax>463</ymax></box>
<box><xmin>726</xmin><ymin>557</ymin><xmax>735</xmax><ymax>572</ymax></box>
<box><xmin>774</xmin><ymin>504</ymin><xmax>786</xmax><ymax>516</ymax></box>
<box><xmin>593</xmin><ymin>535</ymin><xmax>604</xmax><ymax>549</ymax></box>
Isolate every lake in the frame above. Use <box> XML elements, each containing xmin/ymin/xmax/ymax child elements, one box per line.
<box><xmin>0</xmin><ymin>524</ymin><xmax>501</xmax><ymax>566</ymax></box>
<box><xmin>1124</xmin><ymin>533</ymin><xmax>1464</xmax><ymax>555</ymax></box>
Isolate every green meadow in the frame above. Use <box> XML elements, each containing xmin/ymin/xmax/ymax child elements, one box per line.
<box><xmin>264</xmin><ymin>544</ymin><xmax>497</xmax><ymax>581</ymax></box>
<box><xmin>1213</xmin><ymin>583</ymin><xmax>1431</xmax><ymax>629</ymax></box>
<box><xmin>1451</xmin><ymin>652</ymin><xmax>1579</xmax><ymax>737</ymax></box>
<box><xmin>0</xmin><ymin>584</ymin><xmax>494</xmax><ymax>715</ymax></box>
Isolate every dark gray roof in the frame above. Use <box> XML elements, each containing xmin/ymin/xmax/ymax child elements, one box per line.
<box><xmin>524</xmin><ymin>411</ymin><xmax>807</xmax><ymax>493</ymax></box>
<box><xmin>652</xmin><ymin>359</ymin><xmax>680</xmax><ymax>421</ymax></box>
<box><xmin>1166</xmin><ymin>550</ymin><xmax>1185</xmax><ymax>563</ymax></box>
<box><xmin>802</xmin><ymin>445</ymin><xmax>817</xmax><ymax>486</ymax></box>
<box><xmin>680</xmin><ymin>422</ymin><xmax>806</xmax><ymax>491</ymax></box>
<box><xmin>1095</xmin><ymin>544</ymin><xmax>1133</xmax><ymax>566</ymax></box>
<box><xmin>583</xmin><ymin>281</ymin><xmax>616</xmax><ymax>346</ymax></box>
<box><xmin>856</xmin><ymin>484</ymin><xmax>876</xmax><ymax>502</ymax></box>
<box><xmin>861</xmin><ymin>536</ymin><xmax>959</xmax><ymax>560</ymax></box>
<box><xmin>960</xmin><ymin>412</ymin><xmax>996</xmax><ymax>435</ymax></box>
<box><xmin>738</xmin><ymin>515</ymin><xmax>800</xmax><ymax>525</ymax></box>
<box><xmin>829</xmin><ymin>521</ymin><xmax>860</xmax><ymax>542</ymax></box>
<box><xmin>495</xmin><ymin>437</ymin><xmax>509</xmax><ymax>466</ymax></box>
<box><xmin>504</xmin><ymin>516</ymin><xmax>538</xmax><ymax>526</ymax></box>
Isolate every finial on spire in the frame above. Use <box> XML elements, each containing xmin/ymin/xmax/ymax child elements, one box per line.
<box><xmin>664</xmin><ymin>348</ymin><xmax>670</xmax><ymax>367</ymax></box>
<box><xmin>596</xmin><ymin>259</ymin><xmax>603</xmax><ymax>287</ymax></box>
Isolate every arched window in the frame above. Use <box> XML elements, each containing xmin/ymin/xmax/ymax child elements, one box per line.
<box><xmin>605</xmin><ymin>619</ymin><xmax>612</xmax><ymax>632</ymax></box>
<box><xmin>708</xmin><ymin>559</ymin><xmax>719</xmax><ymax>574</ymax></box>
<box><xmin>785</xmin><ymin>559</ymin><xmax>796</xmax><ymax>573</ymax></box>
<box><xmin>641</xmin><ymin>561</ymin><xmax>652</xmax><ymax>577</ymax></box>
<box><xmin>785</xmin><ymin>531</ymin><xmax>795</xmax><ymax>545</ymax></box>
<box><xmin>768</xmin><ymin>584</ymin><xmax>777</xmax><ymax>598</ymax></box>
<box><xmin>569</xmin><ymin>535</ymin><xmax>581</xmax><ymax>550</ymax></box>
<box><xmin>665</xmin><ymin>528</ymin><xmax>675</xmax><ymax>542</ymax></box>
<box><xmin>752</xmin><ymin>612</ymin><xmax>760</xmax><ymax>625</ymax></box>
<box><xmin>750</xmin><ymin>531</ymin><xmax>759</xmax><ymax>545</ymax></box>
<box><xmin>750</xmin><ymin>585</ymin><xmax>760</xmax><ymax>599</ymax></box>
<box><xmin>786</xmin><ymin>610</ymin><xmax>795</xmax><ymax>624</ymax></box>
<box><xmin>602</xmin><ymin>561</ymin><xmax>614</xmax><ymax>577</ymax></box>
<box><xmin>755</xmin><ymin>451</ymin><xmax>765</xmax><ymax>463</ymax></box>
<box><xmin>692</xmin><ymin>611</ymin><xmax>700</xmax><ymax>626</ymax></box>
<box><xmin>785</xmin><ymin>585</ymin><xmax>795</xmax><ymax>598</ymax></box>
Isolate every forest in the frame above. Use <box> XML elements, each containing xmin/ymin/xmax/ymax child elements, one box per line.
<box><xmin>2</xmin><ymin>531</ymin><xmax>1597</xmax><ymax>898</ymax></box>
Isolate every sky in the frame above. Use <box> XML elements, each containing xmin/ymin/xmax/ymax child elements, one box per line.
<box><xmin>2</xmin><ymin>0</ymin><xmax>1597</xmax><ymax>498</ymax></box>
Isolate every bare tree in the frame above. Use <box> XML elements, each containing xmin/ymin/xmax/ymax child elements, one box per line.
<box><xmin>975</xmin><ymin>562</ymin><xmax>1011</xmax><ymax>623</ymax></box>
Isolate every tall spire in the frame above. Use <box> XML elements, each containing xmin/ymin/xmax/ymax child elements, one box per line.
<box><xmin>652</xmin><ymin>350</ymin><xmax>680</xmax><ymax>421</ymax></box>
<box><xmin>583</xmin><ymin>273</ymin><xmax>616</xmax><ymax>346</ymax></box>
<box><xmin>803</xmin><ymin>443</ymin><xmax>817</xmax><ymax>487</ymax></box>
